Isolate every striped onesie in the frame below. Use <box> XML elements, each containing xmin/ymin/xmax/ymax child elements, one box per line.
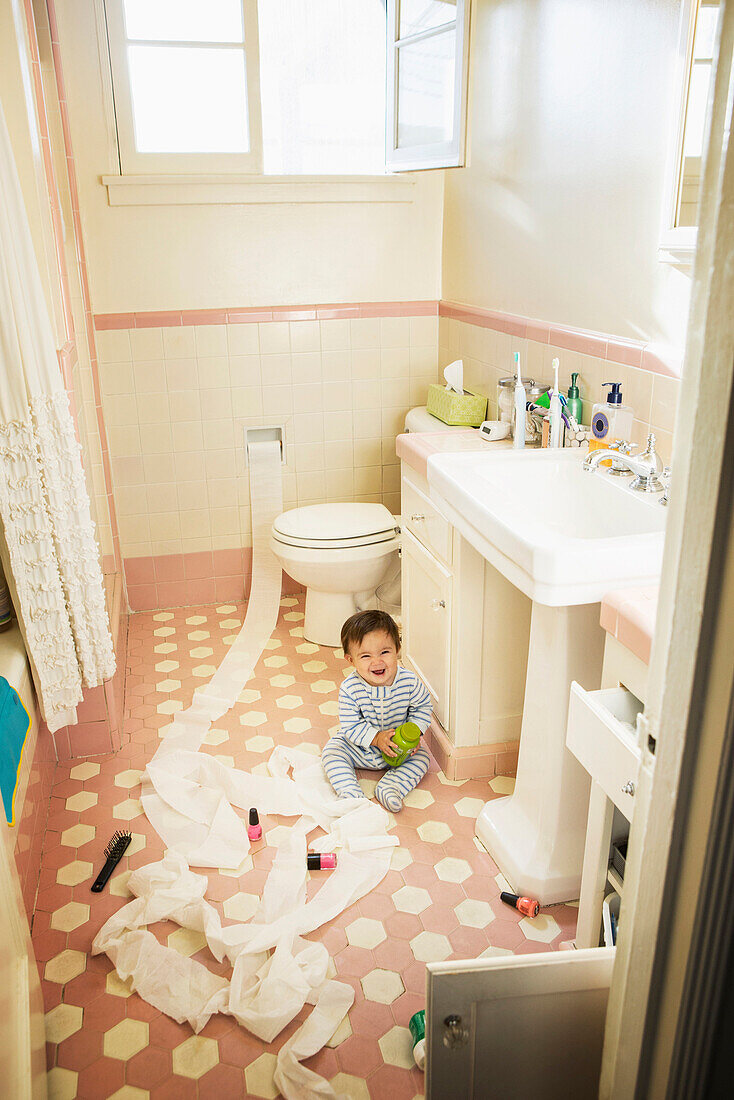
<box><xmin>322</xmin><ymin>665</ymin><xmax>432</xmax><ymax>813</ymax></box>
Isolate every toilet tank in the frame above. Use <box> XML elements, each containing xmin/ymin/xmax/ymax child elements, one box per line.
<box><xmin>404</xmin><ymin>406</ymin><xmax>468</xmax><ymax>433</ymax></box>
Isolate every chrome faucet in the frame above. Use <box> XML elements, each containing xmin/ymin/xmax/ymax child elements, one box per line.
<box><xmin>583</xmin><ymin>433</ymin><xmax>664</xmax><ymax>492</ymax></box>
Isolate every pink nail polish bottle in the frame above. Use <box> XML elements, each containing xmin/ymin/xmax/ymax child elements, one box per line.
<box><xmin>307</xmin><ymin>852</ymin><xmax>337</xmax><ymax>870</ymax></box>
<box><xmin>247</xmin><ymin>808</ymin><xmax>262</xmax><ymax>841</ymax></box>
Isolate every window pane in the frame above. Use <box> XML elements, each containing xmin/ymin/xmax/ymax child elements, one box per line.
<box><xmin>258</xmin><ymin>0</ymin><xmax>386</xmax><ymax>174</ymax></box>
<box><xmin>399</xmin><ymin>0</ymin><xmax>456</xmax><ymax>40</ymax></box>
<box><xmin>122</xmin><ymin>0</ymin><xmax>244</xmax><ymax>43</ymax></box>
<box><xmin>128</xmin><ymin>45</ymin><xmax>249</xmax><ymax>153</ymax></box>
<box><xmin>397</xmin><ymin>29</ymin><xmax>455</xmax><ymax>148</ymax></box>
<box><xmin>693</xmin><ymin>4</ymin><xmax>720</xmax><ymax>60</ymax></box>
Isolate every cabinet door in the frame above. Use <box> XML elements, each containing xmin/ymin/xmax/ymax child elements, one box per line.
<box><xmin>402</xmin><ymin>529</ymin><xmax>452</xmax><ymax>728</ymax></box>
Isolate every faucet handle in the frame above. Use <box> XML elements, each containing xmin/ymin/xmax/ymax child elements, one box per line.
<box><xmin>616</xmin><ymin>440</ymin><xmax>637</xmax><ymax>455</ymax></box>
<box><xmin>659</xmin><ymin>465</ymin><xmax>672</xmax><ymax>506</ymax></box>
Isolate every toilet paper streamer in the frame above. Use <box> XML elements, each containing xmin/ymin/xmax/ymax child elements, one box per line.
<box><xmin>93</xmin><ymin>442</ymin><xmax>397</xmax><ymax>1100</ymax></box>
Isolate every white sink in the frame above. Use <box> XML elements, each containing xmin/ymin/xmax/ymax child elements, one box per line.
<box><xmin>427</xmin><ymin>448</ymin><xmax>666</xmax><ymax>606</ymax></box>
<box><xmin>425</xmin><ymin>446</ymin><xmax>667</xmax><ymax>903</ymax></box>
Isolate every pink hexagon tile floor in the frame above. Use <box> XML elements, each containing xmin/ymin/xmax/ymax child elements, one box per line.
<box><xmin>36</xmin><ymin>594</ymin><xmax>577</xmax><ymax>1099</ymax></box>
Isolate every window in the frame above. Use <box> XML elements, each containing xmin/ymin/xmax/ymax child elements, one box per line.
<box><xmin>387</xmin><ymin>0</ymin><xmax>471</xmax><ymax>170</ymax></box>
<box><xmin>103</xmin><ymin>0</ymin><xmax>470</xmax><ymax>178</ymax></box>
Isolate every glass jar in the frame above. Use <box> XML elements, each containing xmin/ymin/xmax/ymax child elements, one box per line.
<box><xmin>497</xmin><ymin>377</ymin><xmax>550</xmax><ymax>443</ymax></box>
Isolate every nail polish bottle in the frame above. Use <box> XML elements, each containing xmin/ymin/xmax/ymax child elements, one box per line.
<box><xmin>307</xmin><ymin>852</ymin><xmax>337</xmax><ymax>870</ymax></box>
<box><xmin>247</xmin><ymin>808</ymin><xmax>262</xmax><ymax>841</ymax></box>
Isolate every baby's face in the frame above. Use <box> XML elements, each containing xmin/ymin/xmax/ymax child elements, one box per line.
<box><xmin>347</xmin><ymin>629</ymin><xmax>399</xmax><ymax>687</ymax></box>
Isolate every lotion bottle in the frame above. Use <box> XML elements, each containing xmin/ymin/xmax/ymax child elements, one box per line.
<box><xmin>587</xmin><ymin>382</ymin><xmax>634</xmax><ymax>458</ymax></box>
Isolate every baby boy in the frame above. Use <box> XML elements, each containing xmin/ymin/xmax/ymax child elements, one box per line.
<box><xmin>321</xmin><ymin>610</ymin><xmax>432</xmax><ymax>813</ymax></box>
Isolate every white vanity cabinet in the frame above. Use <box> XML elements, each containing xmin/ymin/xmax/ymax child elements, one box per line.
<box><xmin>400</xmin><ymin>463</ymin><xmax>531</xmax><ymax>775</ymax></box>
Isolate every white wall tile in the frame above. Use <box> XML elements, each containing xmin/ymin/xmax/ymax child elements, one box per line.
<box><xmin>129</xmin><ymin>327</ymin><xmax>164</xmax><ymax>360</ymax></box>
<box><xmin>170</xmin><ymin>390</ymin><xmax>202</xmax><ymax>422</ymax></box>
<box><xmin>200</xmin><ymin>388</ymin><xmax>232</xmax><ymax>420</ymax></box>
<box><xmin>140</xmin><ymin>422</ymin><xmax>173</xmax><ymax>454</ymax></box>
<box><xmin>292</xmin><ymin>352</ymin><xmax>322</xmax><ymax>383</ymax></box>
<box><xmin>172</xmin><ymin>421</ymin><xmax>204</xmax><ymax>452</ymax></box>
<box><xmin>260</xmin><ymin>353</ymin><xmax>292</xmax><ymax>386</ymax></box>
<box><xmin>197</xmin><ymin>356</ymin><xmax>230</xmax><ymax>389</ymax></box>
<box><xmin>203</xmin><ymin>419</ymin><xmax>235</xmax><ymax>449</ymax></box>
<box><xmin>163</xmin><ymin>326</ymin><xmax>196</xmax><ymax>358</ymax></box>
<box><xmin>96</xmin><ymin>329</ymin><xmax>131</xmax><ymax>363</ymax></box>
<box><xmin>262</xmin><ymin>386</ymin><xmax>293</xmax><ymax>416</ymax></box>
<box><xmin>228</xmin><ymin>324</ymin><xmax>260</xmax><ymax>356</ymax></box>
<box><xmin>134</xmin><ymin>360</ymin><xmax>167</xmax><ymax>392</ymax></box>
<box><xmin>100</xmin><ymin>361</ymin><xmax>135</xmax><ymax>397</ymax></box>
<box><xmin>410</xmin><ymin>316</ymin><xmax>438</xmax><ymax>346</ymax></box>
<box><xmin>174</xmin><ymin>451</ymin><xmax>206</xmax><ymax>481</ymax></box>
<box><xmin>195</xmin><ymin>325</ymin><xmax>228</xmax><ymax>357</ymax></box>
<box><xmin>177</xmin><ymin>481</ymin><xmax>208</xmax><ymax>510</ymax></box>
<box><xmin>352</xmin><ymin>380</ymin><xmax>382</xmax><ymax>410</ymax></box>
<box><xmin>320</xmin><ymin>320</ymin><xmax>351</xmax><ymax>351</ymax></box>
<box><xmin>350</xmin><ymin>317</ymin><xmax>381</xmax><ymax>349</ymax></box>
<box><xmin>259</xmin><ymin>321</ymin><xmax>290</xmax><ymax>354</ymax></box>
<box><xmin>229</xmin><ymin>354</ymin><xmax>262</xmax><ymax>386</ymax></box>
<box><xmin>351</xmin><ymin>348</ymin><xmax>381</xmax><ymax>380</ymax></box>
<box><xmin>290</xmin><ymin>321</ymin><xmax>321</xmax><ymax>353</ymax></box>
<box><xmin>380</xmin><ymin>317</ymin><xmax>410</xmax><ymax>348</ymax></box>
<box><xmin>136</xmin><ymin>392</ymin><xmax>171</xmax><ymax>425</ymax></box>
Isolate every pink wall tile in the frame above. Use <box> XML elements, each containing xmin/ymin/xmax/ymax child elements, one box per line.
<box><xmin>549</xmin><ymin>326</ymin><xmax>608</xmax><ymax>358</ymax></box>
<box><xmin>156</xmin><ymin>579</ymin><xmax>192</xmax><ymax>607</ymax></box>
<box><xmin>227</xmin><ymin>309</ymin><xmax>273</xmax><ymax>323</ymax></box>
<box><xmin>127</xmin><ymin>583</ymin><xmax>158</xmax><ymax>611</ymax></box>
<box><xmin>75</xmin><ymin>684</ymin><xmax>108</xmax><ymax>723</ymax></box>
<box><xmin>134</xmin><ymin>310</ymin><xmax>183</xmax><ymax>328</ymax></box>
<box><xmin>273</xmin><ymin>307</ymin><xmax>317</xmax><ymax>321</ymax></box>
<box><xmin>94</xmin><ymin>313</ymin><xmax>136</xmax><ymax>330</ymax></box>
<box><xmin>183</xmin><ymin>310</ymin><xmax>228</xmax><ymax>325</ymax></box>
<box><xmin>124</xmin><ymin>557</ymin><xmax>155</xmax><ymax>585</ymax></box>
<box><xmin>607</xmin><ymin>338</ymin><xmax>644</xmax><ymax>368</ymax></box>
<box><xmin>67</xmin><ymin>721</ymin><xmax>113</xmax><ymax>758</ymax></box>
<box><xmin>186</xmin><ymin>578</ymin><xmax>217</xmax><ymax>604</ymax></box>
<box><xmin>154</xmin><ymin>554</ymin><xmax>185</xmax><ymax>582</ymax></box>
<box><xmin>184</xmin><ymin>551</ymin><xmax>214</xmax><ymax>580</ymax></box>
<box><xmin>215</xmin><ymin>576</ymin><xmax>245</xmax><ymax>602</ymax></box>
<box><xmin>213</xmin><ymin>548</ymin><xmax>244</xmax><ymax>576</ymax></box>
<box><xmin>316</xmin><ymin>306</ymin><xmax>361</xmax><ymax>319</ymax></box>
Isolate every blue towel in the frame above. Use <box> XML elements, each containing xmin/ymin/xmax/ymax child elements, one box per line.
<box><xmin>0</xmin><ymin>675</ymin><xmax>31</xmax><ymax>826</ymax></box>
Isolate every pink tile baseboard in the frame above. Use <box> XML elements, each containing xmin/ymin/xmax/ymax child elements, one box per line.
<box><xmin>425</xmin><ymin>718</ymin><xmax>519</xmax><ymax>781</ymax></box>
<box><xmin>94</xmin><ymin>301</ymin><xmax>440</xmax><ymax>329</ymax></box>
<box><xmin>440</xmin><ymin>301</ymin><xmax>682</xmax><ymax>378</ymax></box>
<box><xmin>124</xmin><ymin>548</ymin><xmax>303</xmax><ymax>611</ymax></box>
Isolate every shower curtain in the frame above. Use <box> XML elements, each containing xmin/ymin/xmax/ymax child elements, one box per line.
<box><xmin>0</xmin><ymin>100</ymin><xmax>114</xmax><ymax>733</ymax></box>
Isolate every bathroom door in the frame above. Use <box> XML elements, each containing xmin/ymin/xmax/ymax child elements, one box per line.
<box><xmin>0</xmin><ymin>826</ymin><xmax>47</xmax><ymax>1098</ymax></box>
<box><xmin>425</xmin><ymin>948</ymin><xmax>614</xmax><ymax>1098</ymax></box>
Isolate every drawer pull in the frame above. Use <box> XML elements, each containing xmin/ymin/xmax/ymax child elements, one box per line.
<box><xmin>410</xmin><ymin>513</ymin><xmax>426</xmax><ymax>522</ymax></box>
<box><xmin>431</xmin><ymin>599</ymin><xmax>446</xmax><ymax>611</ymax></box>
<box><xmin>621</xmin><ymin>780</ymin><xmax>635</xmax><ymax>797</ymax></box>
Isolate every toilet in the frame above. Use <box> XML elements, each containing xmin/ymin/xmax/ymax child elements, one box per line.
<box><xmin>270</xmin><ymin>407</ymin><xmax>466</xmax><ymax>648</ymax></box>
<box><xmin>271</xmin><ymin>503</ymin><xmax>400</xmax><ymax>647</ymax></box>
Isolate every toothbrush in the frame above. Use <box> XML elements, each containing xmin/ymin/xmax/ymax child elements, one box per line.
<box><xmin>550</xmin><ymin>358</ymin><xmax>562</xmax><ymax>448</ymax></box>
<box><xmin>513</xmin><ymin>352</ymin><xmax>526</xmax><ymax>449</ymax></box>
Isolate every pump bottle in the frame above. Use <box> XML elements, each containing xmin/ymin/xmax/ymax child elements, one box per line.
<box><xmin>587</xmin><ymin>382</ymin><xmax>634</xmax><ymax>460</ymax></box>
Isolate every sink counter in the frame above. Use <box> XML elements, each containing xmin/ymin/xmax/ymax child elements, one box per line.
<box><xmin>396</xmin><ymin>428</ymin><xmax>512</xmax><ymax>479</ymax></box>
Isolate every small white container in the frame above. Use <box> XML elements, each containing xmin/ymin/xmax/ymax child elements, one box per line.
<box><xmin>602</xmin><ymin>891</ymin><xmax>621</xmax><ymax>947</ymax></box>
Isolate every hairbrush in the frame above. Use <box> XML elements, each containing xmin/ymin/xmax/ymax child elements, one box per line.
<box><xmin>91</xmin><ymin>829</ymin><xmax>132</xmax><ymax>892</ymax></box>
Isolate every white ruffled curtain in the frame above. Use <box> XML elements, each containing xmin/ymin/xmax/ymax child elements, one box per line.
<box><xmin>0</xmin><ymin>99</ymin><xmax>114</xmax><ymax>732</ymax></box>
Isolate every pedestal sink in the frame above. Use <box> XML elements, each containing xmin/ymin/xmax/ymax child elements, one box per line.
<box><xmin>427</xmin><ymin>449</ymin><xmax>666</xmax><ymax>904</ymax></box>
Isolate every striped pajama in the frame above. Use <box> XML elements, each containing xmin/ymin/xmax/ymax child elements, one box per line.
<box><xmin>321</xmin><ymin>737</ymin><xmax>431</xmax><ymax>813</ymax></box>
<box><xmin>321</xmin><ymin>665</ymin><xmax>433</xmax><ymax>813</ymax></box>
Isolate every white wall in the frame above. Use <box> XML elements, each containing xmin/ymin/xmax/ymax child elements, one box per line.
<box><xmin>442</xmin><ymin>0</ymin><xmax>691</xmax><ymax>349</ymax></box>
<box><xmin>55</xmin><ymin>2</ymin><xmax>444</xmax><ymax>314</ymax></box>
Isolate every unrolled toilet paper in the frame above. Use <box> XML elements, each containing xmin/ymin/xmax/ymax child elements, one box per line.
<box><xmin>93</xmin><ymin>441</ymin><xmax>397</xmax><ymax>1100</ymax></box>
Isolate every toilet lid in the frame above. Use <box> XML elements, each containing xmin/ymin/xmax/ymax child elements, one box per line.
<box><xmin>272</xmin><ymin>503</ymin><xmax>399</xmax><ymax>549</ymax></box>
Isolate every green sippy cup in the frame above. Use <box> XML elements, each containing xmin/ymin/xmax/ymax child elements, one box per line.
<box><xmin>381</xmin><ymin>721</ymin><xmax>421</xmax><ymax>767</ymax></box>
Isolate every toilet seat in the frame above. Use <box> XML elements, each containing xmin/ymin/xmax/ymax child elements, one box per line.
<box><xmin>272</xmin><ymin>503</ymin><xmax>399</xmax><ymax>551</ymax></box>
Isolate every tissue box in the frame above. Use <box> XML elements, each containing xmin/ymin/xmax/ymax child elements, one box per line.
<box><xmin>426</xmin><ymin>384</ymin><xmax>488</xmax><ymax>427</ymax></box>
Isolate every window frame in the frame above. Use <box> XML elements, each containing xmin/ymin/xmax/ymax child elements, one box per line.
<box><xmin>386</xmin><ymin>0</ymin><xmax>471</xmax><ymax>172</ymax></box>
<box><xmin>103</xmin><ymin>0</ymin><xmax>263</xmax><ymax>175</ymax></box>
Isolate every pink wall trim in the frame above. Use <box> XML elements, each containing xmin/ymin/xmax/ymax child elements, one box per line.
<box><xmin>425</xmin><ymin>719</ymin><xmax>519</xmax><ymax>781</ymax></box>
<box><xmin>124</xmin><ymin>548</ymin><xmax>303</xmax><ymax>612</ymax></box>
<box><xmin>600</xmin><ymin>586</ymin><xmax>658</xmax><ymax>667</ymax></box>
<box><xmin>94</xmin><ymin>301</ymin><xmax>440</xmax><ymax>329</ymax></box>
<box><xmin>440</xmin><ymin>301</ymin><xmax>682</xmax><ymax>379</ymax></box>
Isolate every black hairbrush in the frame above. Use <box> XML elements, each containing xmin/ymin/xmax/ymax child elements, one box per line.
<box><xmin>91</xmin><ymin>829</ymin><xmax>132</xmax><ymax>892</ymax></box>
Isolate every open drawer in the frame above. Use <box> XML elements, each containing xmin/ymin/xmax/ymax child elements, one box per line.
<box><xmin>566</xmin><ymin>683</ymin><xmax>643</xmax><ymax>819</ymax></box>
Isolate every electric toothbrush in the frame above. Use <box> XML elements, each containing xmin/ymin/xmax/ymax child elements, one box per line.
<box><xmin>550</xmin><ymin>357</ymin><xmax>562</xmax><ymax>448</ymax></box>
<box><xmin>513</xmin><ymin>351</ymin><xmax>526</xmax><ymax>449</ymax></box>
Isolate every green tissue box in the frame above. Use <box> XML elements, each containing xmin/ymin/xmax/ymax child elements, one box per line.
<box><xmin>426</xmin><ymin>384</ymin><xmax>488</xmax><ymax>427</ymax></box>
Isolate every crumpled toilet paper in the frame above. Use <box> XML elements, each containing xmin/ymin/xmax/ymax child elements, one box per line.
<box><xmin>93</xmin><ymin>443</ymin><xmax>399</xmax><ymax>1100</ymax></box>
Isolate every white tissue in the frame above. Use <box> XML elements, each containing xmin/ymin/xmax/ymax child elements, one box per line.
<box><xmin>443</xmin><ymin>358</ymin><xmax>464</xmax><ymax>394</ymax></box>
<box><xmin>93</xmin><ymin>441</ymin><xmax>396</xmax><ymax>1100</ymax></box>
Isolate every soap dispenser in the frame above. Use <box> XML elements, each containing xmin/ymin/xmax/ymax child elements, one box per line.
<box><xmin>588</xmin><ymin>382</ymin><xmax>634</xmax><ymax>457</ymax></box>
<box><xmin>566</xmin><ymin>372</ymin><xmax>583</xmax><ymax>426</ymax></box>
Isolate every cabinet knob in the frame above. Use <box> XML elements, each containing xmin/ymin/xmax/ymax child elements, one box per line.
<box><xmin>431</xmin><ymin>599</ymin><xmax>446</xmax><ymax>611</ymax></box>
<box><xmin>621</xmin><ymin>780</ymin><xmax>635</xmax><ymax>796</ymax></box>
<box><xmin>411</xmin><ymin>513</ymin><xmax>426</xmax><ymax>522</ymax></box>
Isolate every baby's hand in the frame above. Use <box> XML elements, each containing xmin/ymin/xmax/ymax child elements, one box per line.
<box><xmin>373</xmin><ymin>729</ymin><xmax>398</xmax><ymax>758</ymax></box>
